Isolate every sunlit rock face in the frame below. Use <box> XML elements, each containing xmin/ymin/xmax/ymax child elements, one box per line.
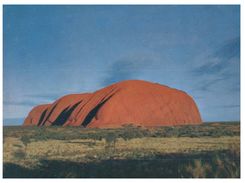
<box><xmin>23</xmin><ymin>80</ymin><xmax>202</xmax><ymax>128</ymax></box>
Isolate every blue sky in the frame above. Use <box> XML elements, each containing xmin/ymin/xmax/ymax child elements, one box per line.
<box><xmin>3</xmin><ymin>5</ymin><xmax>240</xmax><ymax>125</ymax></box>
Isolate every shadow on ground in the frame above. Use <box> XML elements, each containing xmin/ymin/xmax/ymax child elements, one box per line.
<box><xmin>3</xmin><ymin>150</ymin><xmax>240</xmax><ymax>178</ymax></box>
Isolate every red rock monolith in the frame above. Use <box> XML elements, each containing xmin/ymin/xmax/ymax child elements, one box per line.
<box><xmin>23</xmin><ymin>80</ymin><xmax>202</xmax><ymax>128</ymax></box>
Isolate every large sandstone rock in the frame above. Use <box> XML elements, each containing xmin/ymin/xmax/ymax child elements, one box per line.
<box><xmin>23</xmin><ymin>80</ymin><xmax>202</xmax><ymax>127</ymax></box>
<box><xmin>23</xmin><ymin>104</ymin><xmax>51</xmax><ymax>126</ymax></box>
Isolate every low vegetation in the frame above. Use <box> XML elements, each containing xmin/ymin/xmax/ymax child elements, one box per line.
<box><xmin>3</xmin><ymin>122</ymin><xmax>240</xmax><ymax>178</ymax></box>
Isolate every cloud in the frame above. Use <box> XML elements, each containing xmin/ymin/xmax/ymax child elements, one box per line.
<box><xmin>101</xmin><ymin>54</ymin><xmax>158</xmax><ymax>86</ymax></box>
<box><xmin>25</xmin><ymin>93</ymin><xmax>61</xmax><ymax>101</ymax></box>
<box><xmin>221</xmin><ymin>104</ymin><xmax>240</xmax><ymax>108</ymax></box>
<box><xmin>207</xmin><ymin>104</ymin><xmax>240</xmax><ymax>109</ymax></box>
<box><xmin>3</xmin><ymin>118</ymin><xmax>25</xmax><ymax>126</ymax></box>
<box><xmin>213</xmin><ymin>37</ymin><xmax>240</xmax><ymax>61</ymax></box>
<box><xmin>3</xmin><ymin>100</ymin><xmax>39</xmax><ymax>106</ymax></box>
<box><xmin>3</xmin><ymin>92</ymin><xmax>62</xmax><ymax>107</ymax></box>
<box><xmin>3</xmin><ymin>93</ymin><xmax>68</xmax><ymax>122</ymax></box>
<box><xmin>192</xmin><ymin>77</ymin><xmax>227</xmax><ymax>92</ymax></box>
<box><xmin>192</xmin><ymin>37</ymin><xmax>240</xmax><ymax>76</ymax></box>
<box><xmin>191</xmin><ymin>37</ymin><xmax>240</xmax><ymax>92</ymax></box>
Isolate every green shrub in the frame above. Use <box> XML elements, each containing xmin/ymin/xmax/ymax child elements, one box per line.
<box><xmin>20</xmin><ymin>136</ymin><xmax>30</xmax><ymax>147</ymax></box>
<box><xmin>13</xmin><ymin>150</ymin><xmax>26</xmax><ymax>160</ymax></box>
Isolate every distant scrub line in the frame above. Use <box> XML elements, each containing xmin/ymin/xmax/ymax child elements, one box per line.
<box><xmin>4</xmin><ymin>122</ymin><xmax>240</xmax><ymax>142</ymax></box>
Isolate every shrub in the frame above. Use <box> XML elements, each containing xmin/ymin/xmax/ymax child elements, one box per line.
<box><xmin>104</xmin><ymin>132</ymin><xmax>118</xmax><ymax>154</ymax></box>
<box><xmin>13</xmin><ymin>150</ymin><xmax>26</xmax><ymax>160</ymax></box>
<box><xmin>20</xmin><ymin>136</ymin><xmax>30</xmax><ymax>147</ymax></box>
